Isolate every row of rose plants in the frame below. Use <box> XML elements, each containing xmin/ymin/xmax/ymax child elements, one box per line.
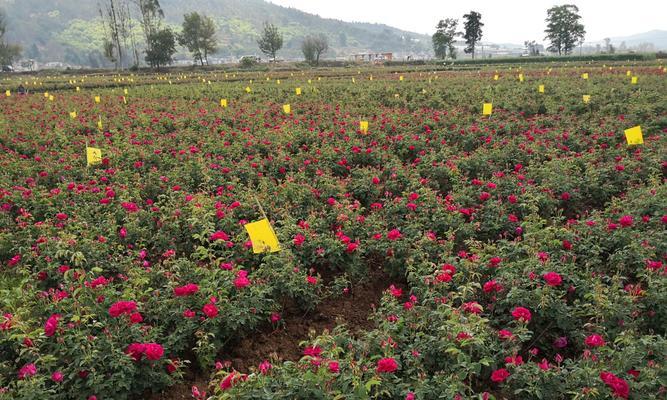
<box><xmin>1</xmin><ymin>63</ymin><xmax>665</xmax><ymax>399</ymax></box>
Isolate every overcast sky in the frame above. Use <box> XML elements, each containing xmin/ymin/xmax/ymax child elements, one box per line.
<box><xmin>268</xmin><ymin>0</ymin><xmax>666</xmax><ymax>44</ymax></box>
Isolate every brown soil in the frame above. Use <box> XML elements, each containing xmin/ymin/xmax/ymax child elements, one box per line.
<box><xmin>226</xmin><ymin>267</ymin><xmax>390</xmax><ymax>373</ymax></box>
<box><xmin>150</xmin><ymin>265</ymin><xmax>396</xmax><ymax>399</ymax></box>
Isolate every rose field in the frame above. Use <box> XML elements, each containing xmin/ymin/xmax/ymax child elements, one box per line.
<box><xmin>0</xmin><ymin>62</ymin><xmax>666</xmax><ymax>399</ymax></box>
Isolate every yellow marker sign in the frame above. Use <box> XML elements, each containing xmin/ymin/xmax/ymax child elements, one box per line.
<box><xmin>295</xmin><ymin>87</ymin><xmax>302</xmax><ymax>95</ymax></box>
<box><xmin>245</xmin><ymin>86</ymin><xmax>252</xmax><ymax>93</ymax></box>
<box><xmin>583</xmin><ymin>95</ymin><xmax>591</xmax><ymax>104</ymax></box>
<box><xmin>493</xmin><ymin>74</ymin><xmax>499</xmax><ymax>81</ymax></box>
<box><xmin>220</xmin><ymin>99</ymin><xmax>228</xmax><ymax>108</ymax></box>
<box><xmin>44</xmin><ymin>92</ymin><xmax>49</xmax><ymax>98</ymax></box>
<box><xmin>631</xmin><ymin>76</ymin><xmax>638</xmax><ymax>84</ymax></box>
<box><xmin>360</xmin><ymin>120</ymin><xmax>369</xmax><ymax>134</ymax></box>
<box><xmin>538</xmin><ymin>85</ymin><xmax>545</xmax><ymax>93</ymax></box>
<box><xmin>282</xmin><ymin>104</ymin><xmax>291</xmax><ymax>114</ymax></box>
<box><xmin>624</xmin><ymin>126</ymin><xmax>643</xmax><ymax>145</ymax></box>
<box><xmin>244</xmin><ymin>218</ymin><xmax>281</xmax><ymax>253</ymax></box>
<box><xmin>582</xmin><ymin>73</ymin><xmax>589</xmax><ymax>80</ymax></box>
<box><xmin>276</xmin><ymin>80</ymin><xmax>281</xmax><ymax>85</ymax></box>
<box><xmin>399</xmin><ymin>75</ymin><xmax>404</xmax><ymax>81</ymax></box>
<box><xmin>519</xmin><ymin>73</ymin><xmax>524</xmax><ymax>82</ymax></box>
<box><xmin>308</xmin><ymin>79</ymin><xmax>312</xmax><ymax>84</ymax></box>
<box><xmin>483</xmin><ymin>103</ymin><xmax>493</xmax><ymax>115</ymax></box>
<box><xmin>95</xmin><ymin>96</ymin><xmax>101</xmax><ymax>103</ymax></box>
<box><xmin>76</xmin><ymin>87</ymin><xmax>80</xmax><ymax>92</ymax></box>
<box><xmin>69</xmin><ymin>111</ymin><xmax>77</xmax><ymax>119</ymax></box>
<box><xmin>5</xmin><ymin>90</ymin><xmax>10</xmax><ymax>97</ymax></box>
<box><xmin>86</xmin><ymin>147</ymin><xmax>102</xmax><ymax>166</ymax></box>
<box><xmin>124</xmin><ymin>88</ymin><xmax>128</xmax><ymax>95</ymax></box>
<box><xmin>49</xmin><ymin>95</ymin><xmax>54</xmax><ymax>102</ymax></box>
<box><xmin>626</xmin><ymin>70</ymin><xmax>631</xmax><ymax>76</ymax></box>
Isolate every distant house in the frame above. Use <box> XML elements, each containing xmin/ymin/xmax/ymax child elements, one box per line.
<box><xmin>350</xmin><ymin>52</ymin><xmax>393</xmax><ymax>63</ymax></box>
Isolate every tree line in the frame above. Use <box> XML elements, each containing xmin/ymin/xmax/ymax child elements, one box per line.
<box><xmin>432</xmin><ymin>4</ymin><xmax>586</xmax><ymax>60</ymax></box>
<box><xmin>99</xmin><ymin>0</ymin><xmax>330</xmax><ymax>69</ymax></box>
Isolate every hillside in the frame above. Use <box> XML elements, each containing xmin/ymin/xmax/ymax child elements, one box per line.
<box><xmin>0</xmin><ymin>0</ymin><xmax>432</xmax><ymax>67</ymax></box>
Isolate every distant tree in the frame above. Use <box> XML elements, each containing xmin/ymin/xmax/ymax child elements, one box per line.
<box><xmin>26</xmin><ymin>43</ymin><xmax>40</xmax><ymax>60</ymax></box>
<box><xmin>179</xmin><ymin>12</ymin><xmax>218</xmax><ymax>66</ymax></box>
<box><xmin>0</xmin><ymin>8</ymin><xmax>22</xmax><ymax>65</ymax></box>
<box><xmin>524</xmin><ymin>40</ymin><xmax>540</xmax><ymax>56</ymax></box>
<box><xmin>98</xmin><ymin>0</ymin><xmax>125</xmax><ymax>68</ymax></box>
<box><xmin>619</xmin><ymin>41</ymin><xmax>627</xmax><ymax>53</ymax></box>
<box><xmin>462</xmin><ymin>11</ymin><xmax>483</xmax><ymax>59</ymax></box>
<box><xmin>544</xmin><ymin>4</ymin><xmax>585</xmax><ymax>55</ymax></box>
<box><xmin>134</xmin><ymin>0</ymin><xmax>163</xmax><ymax>42</ymax></box>
<box><xmin>338</xmin><ymin>31</ymin><xmax>347</xmax><ymax>46</ymax></box>
<box><xmin>145</xmin><ymin>28</ymin><xmax>175</xmax><ymax>69</ymax></box>
<box><xmin>432</xmin><ymin>18</ymin><xmax>458</xmax><ymax>60</ymax></box>
<box><xmin>257</xmin><ymin>22</ymin><xmax>283</xmax><ymax>62</ymax></box>
<box><xmin>301</xmin><ymin>34</ymin><xmax>328</xmax><ymax>66</ymax></box>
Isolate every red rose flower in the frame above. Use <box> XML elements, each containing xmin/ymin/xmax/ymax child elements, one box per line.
<box><xmin>376</xmin><ymin>357</ymin><xmax>398</xmax><ymax>373</ymax></box>
<box><xmin>585</xmin><ymin>334</ymin><xmax>605</xmax><ymax>348</ymax></box>
<box><xmin>144</xmin><ymin>343</ymin><xmax>164</xmax><ymax>360</ymax></box>
<box><xmin>511</xmin><ymin>307</ymin><xmax>531</xmax><ymax>322</ymax></box>
<box><xmin>44</xmin><ymin>314</ymin><xmax>61</xmax><ymax>337</ymax></box>
<box><xmin>600</xmin><ymin>371</ymin><xmax>629</xmax><ymax>399</ymax></box>
<box><xmin>491</xmin><ymin>368</ymin><xmax>510</xmax><ymax>383</ymax></box>
<box><xmin>202</xmin><ymin>303</ymin><xmax>218</xmax><ymax>318</ymax></box>
<box><xmin>543</xmin><ymin>272</ymin><xmax>563</xmax><ymax>286</ymax></box>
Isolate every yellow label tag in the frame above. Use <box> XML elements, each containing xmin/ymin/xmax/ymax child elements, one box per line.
<box><xmin>631</xmin><ymin>76</ymin><xmax>638</xmax><ymax>84</ymax></box>
<box><xmin>69</xmin><ymin>111</ymin><xmax>77</xmax><ymax>119</ymax></box>
<box><xmin>399</xmin><ymin>75</ymin><xmax>404</xmax><ymax>81</ymax></box>
<box><xmin>244</xmin><ymin>218</ymin><xmax>281</xmax><ymax>253</ymax></box>
<box><xmin>360</xmin><ymin>120</ymin><xmax>369</xmax><ymax>134</ymax></box>
<box><xmin>483</xmin><ymin>103</ymin><xmax>493</xmax><ymax>115</ymax></box>
<box><xmin>626</xmin><ymin>70</ymin><xmax>631</xmax><ymax>76</ymax></box>
<box><xmin>583</xmin><ymin>95</ymin><xmax>591</xmax><ymax>104</ymax></box>
<box><xmin>624</xmin><ymin>126</ymin><xmax>643</xmax><ymax>145</ymax></box>
<box><xmin>245</xmin><ymin>86</ymin><xmax>251</xmax><ymax>93</ymax></box>
<box><xmin>86</xmin><ymin>147</ymin><xmax>102</xmax><ymax>166</ymax></box>
<box><xmin>493</xmin><ymin>74</ymin><xmax>499</xmax><ymax>81</ymax></box>
<box><xmin>282</xmin><ymin>104</ymin><xmax>291</xmax><ymax>114</ymax></box>
<box><xmin>5</xmin><ymin>90</ymin><xmax>9</xmax><ymax>97</ymax></box>
<box><xmin>519</xmin><ymin>74</ymin><xmax>524</xmax><ymax>82</ymax></box>
<box><xmin>95</xmin><ymin>96</ymin><xmax>101</xmax><ymax>103</ymax></box>
<box><xmin>295</xmin><ymin>87</ymin><xmax>302</xmax><ymax>95</ymax></box>
<box><xmin>538</xmin><ymin>85</ymin><xmax>545</xmax><ymax>93</ymax></box>
<box><xmin>220</xmin><ymin>99</ymin><xmax>228</xmax><ymax>108</ymax></box>
<box><xmin>582</xmin><ymin>73</ymin><xmax>589</xmax><ymax>80</ymax></box>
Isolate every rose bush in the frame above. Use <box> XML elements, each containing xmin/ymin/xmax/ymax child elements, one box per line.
<box><xmin>1</xmin><ymin>63</ymin><xmax>665</xmax><ymax>399</ymax></box>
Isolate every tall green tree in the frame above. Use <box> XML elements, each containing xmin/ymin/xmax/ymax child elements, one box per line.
<box><xmin>301</xmin><ymin>34</ymin><xmax>328</xmax><ymax>66</ymax></box>
<box><xmin>462</xmin><ymin>11</ymin><xmax>483</xmax><ymax>59</ymax></box>
<box><xmin>432</xmin><ymin>18</ymin><xmax>458</xmax><ymax>60</ymax></box>
<box><xmin>133</xmin><ymin>0</ymin><xmax>164</xmax><ymax>62</ymax></box>
<box><xmin>544</xmin><ymin>4</ymin><xmax>585</xmax><ymax>55</ymax></box>
<box><xmin>257</xmin><ymin>22</ymin><xmax>283</xmax><ymax>62</ymax></box>
<box><xmin>145</xmin><ymin>28</ymin><xmax>175</xmax><ymax>70</ymax></box>
<box><xmin>178</xmin><ymin>12</ymin><xmax>218</xmax><ymax>66</ymax></box>
<box><xmin>0</xmin><ymin>8</ymin><xmax>22</xmax><ymax>66</ymax></box>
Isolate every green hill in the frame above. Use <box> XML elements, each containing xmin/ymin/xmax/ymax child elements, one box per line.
<box><xmin>0</xmin><ymin>0</ymin><xmax>431</xmax><ymax>67</ymax></box>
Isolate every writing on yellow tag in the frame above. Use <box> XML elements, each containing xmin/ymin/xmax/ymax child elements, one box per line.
<box><xmin>624</xmin><ymin>126</ymin><xmax>643</xmax><ymax>145</ymax></box>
